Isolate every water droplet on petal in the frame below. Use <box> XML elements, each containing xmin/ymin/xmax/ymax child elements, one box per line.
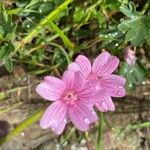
<box><xmin>102</xmin><ymin>102</ymin><xmax>107</xmax><ymax>111</ymax></box>
<box><xmin>118</xmin><ymin>86</ymin><xmax>123</xmax><ymax>89</ymax></box>
<box><xmin>95</xmin><ymin>102</ymin><xmax>100</xmax><ymax>107</ymax></box>
<box><xmin>51</xmin><ymin>127</ymin><xmax>56</xmax><ymax>132</ymax></box>
<box><xmin>95</xmin><ymin>85</ymin><xmax>100</xmax><ymax>90</ymax></box>
<box><xmin>51</xmin><ymin>120</ymin><xmax>58</xmax><ymax>127</ymax></box>
<box><xmin>74</xmin><ymin>66</ymin><xmax>79</xmax><ymax>71</ymax></box>
<box><xmin>84</xmin><ymin>118</ymin><xmax>90</xmax><ymax>124</ymax></box>
<box><xmin>64</xmin><ymin>119</ymin><xmax>67</xmax><ymax>123</ymax></box>
<box><xmin>118</xmin><ymin>90</ymin><xmax>124</xmax><ymax>96</ymax></box>
<box><xmin>92</xmin><ymin>110</ymin><xmax>96</xmax><ymax>115</ymax></box>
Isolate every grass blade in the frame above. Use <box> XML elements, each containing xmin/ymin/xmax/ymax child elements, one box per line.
<box><xmin>47</xmin><ymin>21</ymin><xmax>74</xmax><ymax>50</ymax></box>
<box><xmin>128</xmin><ymin>122</ymin><xmax>150</xmax><ymax>130</ymax></box>
<box><xmin>15</xmin><ymin>0</ymin><xmax>73</xmax><ymax>52</ymax></box>
<box><xmin>0</xmin><ymin>109</ymin><xmax>43</xmax><ymax>145</ymax></box>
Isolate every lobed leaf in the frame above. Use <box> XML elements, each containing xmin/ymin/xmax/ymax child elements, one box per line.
<box><xmin>119</xmin><ymin>2</ymin><xmax>150</xmax><ymax>46</ymax></box>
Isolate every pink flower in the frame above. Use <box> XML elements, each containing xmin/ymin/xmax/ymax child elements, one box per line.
<box><xmin>36</xmin><ymin>70</ymin><xmax>98</xmax><ymax>135</ymax></box>
<box><xmin>124</xmin><ymin>47</ymin><xmax>136</xmax><ymax>65</ymax></box>
<box><xmin>68</xmin><ymin>51</ymin><xmax>126</xmax><ymax>112</ymax></box>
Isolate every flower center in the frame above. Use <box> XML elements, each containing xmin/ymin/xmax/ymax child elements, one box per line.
<box><xmin>62</xmin><ymin>90</ymin><xmax>78</xmax><ymax>104</ymax></box>
<box><xmin>87</xmin><ymin>73</ymin><xmax>101</xmax><ymax>82</ymax></box>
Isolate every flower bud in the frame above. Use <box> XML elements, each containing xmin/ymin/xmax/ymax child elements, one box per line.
<box><xmin>124</xmin><ymin>47</ymin><xmax>136</xmax><ymax>65</ymax></box>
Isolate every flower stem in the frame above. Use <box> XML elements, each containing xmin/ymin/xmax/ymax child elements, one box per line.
<box><xmin>96</xmin><ymin>112</ymin><xmax>104</xmax><ymax>150</ymax></box>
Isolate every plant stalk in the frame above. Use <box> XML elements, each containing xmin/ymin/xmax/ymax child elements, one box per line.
<box><xmin>96</xmin><ymin>112</ymin><xmax>104</xmax><ymax>150</ymax></box>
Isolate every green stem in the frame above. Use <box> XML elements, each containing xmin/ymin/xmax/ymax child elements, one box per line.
<box><xmin>141</xmin><ymin>0</ymin><xmax>150</xmax><ymax>14</ymax></box>
<box><xmin>48</xmin><ymin>42</ymin><xmax>71</xmax><ymax>64</ymax></box>
<box><xmin>128</xmin><ymin>121</ymin><xmax>150</xmax><ymax>130</ymax></box>
<box><xmin>96</xmin><ymin>112</ymin><xmax>104</xmax><ymax>150</ymax></box>
<box><xmin>60</xmin><ymin>128</ymin><xmax>76</xmax><ymax>145</ymax></box>
<box><xmin>47</xmin><ymin>21</ymin><xmax>74</xmax><ymax>50</ymax></box>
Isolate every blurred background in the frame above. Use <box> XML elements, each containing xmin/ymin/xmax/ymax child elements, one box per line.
<box><xmin>0</xmin><ymin>0</ymin><xmax>150</xmax><ymax>149</ymax></box>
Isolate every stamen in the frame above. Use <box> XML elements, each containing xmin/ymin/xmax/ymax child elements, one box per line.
<box><xmin>62</xmin><ymin>90</ymin><xmax>78</xmax><ymax>104</ymax></box>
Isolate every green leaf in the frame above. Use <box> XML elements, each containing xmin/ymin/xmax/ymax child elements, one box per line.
<box><xmin>119</xmin><ymin>61</ymin><xmax>148</xmax><ymax>90</ymax></box>
<box><xmin>4</xmin><ymin>58</ymin><xmax>13</xmax><ymax>72</ymax></box>
<box><xmin>146</xmin><ymin>32</ymin><xmax>150</xmax><ymax>45</ymax></box>
<box><xmin>134</xmin><ymin>61</ymin><xmax>148</xmax><ymax>82</ymax></box>
<box><xmin>0</xmin><ymin>43</ymin><xmax>14</xmax><ymax>60</ymax></box>
<box><xmin>16</xmin><ymin>0</ymin><xmax>30</xmax><ymax>8</ymax></box>
<box><xmin>73</xmin><ymin>7</ymin><xmax>87</xmax><ymax>23</ymax></box>
<box><xmin>124</xmin><ymin>21</ymin><xmax>145</xmax><ymax>46</ymax></box>
<box><xmin>0</xmin><ymin>46</ymin><xmax>6</xmax><ymax>60</ymax></box>
<box><xmin>119</xmin><ymin>2</ymin><xmax>150</xmax><ymax>46</ymax></box>
<box><xmin>118</xmin><ymin>19</ymin><xmax>137</xmax><ymax>32</ymax></box>
<box><xmin>38</xmin><ymin>2</ymin><xmax>55</xmax><ymax>15</ymax></box>
<box><xmin>0</xmin><ymin>2</ymin><xmax>15</xmax><ymax>39</ymax></box>
<box><xmin>55</xmin><ymin>0</ymin><xmax>65</xmax><ymax>6</ymax></box>
<box><xmin>120</xmin><ymin>5</ymin><xmax>133</xmax><ymax>18</ymax></box>
<box><xmin>120</xmin><ymin>1</ymin><xmax>139</xmax><ymax>19</ymax></box>
<box><xmin>128</xmin><ymin>1</ymin><xmax>136</xmax><ymax>14</ymax></box>
<box><xmin>5</xmin><ymin>25</ymin><xmax>17</xmax><ymax>41</ymax></box>
<box><xmin>0</xmin><ymin>92</ymin><xmax>6</xmax><ymax>101</ymax></box>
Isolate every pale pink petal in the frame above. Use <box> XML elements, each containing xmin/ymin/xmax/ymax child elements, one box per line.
<box><xmin>92</xmin><ymin>52</ymin><xmax>119</xmax><ymax>76</ymax></box>
<box><xmin>36</xmin><ymin>76</ymin><xmax>66</xmax><ymax>101</ymax></box>
<box><xmin>69</xmin><ymin>101</ymin><xmax>98</xmax><ymax>131</ymax></box>
<box><xmin>62</xmin><ymin>70</ymin><xmax>85</xmax><ymax>91</ymax></box>
<box><xmin>77</xmin><ymin>100</ymin><xmax>98</xmax><ymax>123</ymax></box>
<box><xmin>95</xmin><ymin>94</ymin><xmax>115</xmax><ymax>112</ymax></box>
<box><xmin>92</xmin><ymin>51</ymin><xmax>110</xmax><ymax>74</ymax></box>
<box><xmin>68</xmin><ymin>62</ymin><xmax>80</xmax><ymax>72</ymax></box>
<box><xmin>100</xmin><ymin>75</ymin><xmax>126</xmax><ymax>97</ymax></box>
<box><xmin>79</xmin><ymin>81</ymin><xmax>103</xmax><ymax>106</ymax></box>
<box><xmin>75</xmin><ymin>55</ymin><xmax>91</xmax><ymax>78</ymax></box>
<box><xmin>40</xmin><ymin>101</ymin><xmax>68</xmax><ymax>135</ymax></box>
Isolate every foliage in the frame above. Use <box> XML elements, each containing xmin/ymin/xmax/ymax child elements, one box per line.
<box><xmin>0</xmin><ymin>2</ymin><xmax>15</xmax><ymax>72</ymax></box>
<box><xmin>119</xmin><ymin>60</ymin><xmax>148</xmax><ymax>90</ymax></box>
<box><xmin>118</xmin><ymin>1</ymin><xmax>150</xmax><ymax>46</ymax></box>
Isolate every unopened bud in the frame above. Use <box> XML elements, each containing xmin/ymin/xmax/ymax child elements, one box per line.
<box><xmin>124</xmin><ymin>47</ymin><xmax>136</xmax><ymax>65</ymax></box>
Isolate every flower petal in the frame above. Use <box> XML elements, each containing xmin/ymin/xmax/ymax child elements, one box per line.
<box><xmin>92</xmin><ymin>52</ymin><xmax>119</xmax><ymax>76</ymax></box>
<box><xmin>75</xmin><ymin>55</ymin><xmax>91</xmax><ymax>78</ymax></box>
<box><xmin>62</xmin><ymin>70</ymin><xmax>85</xmax><ymax>91</ymax></box>
<box><xmin>100</xmin><ymin>75</ymin><xmax>126</xmax><ymax>97</ymax></box>
<box><xmin>40</xmin><ymin>101</ymin><xmax>68</xmax><ymax>134</ymax></box>
<box><xmin>36</xmin><ymin>76</ymin><xmax>66</xmax><ymax>101</ymax></box>
<box><xmin>92</xmin><ymin>52</ymin><xmax>110</xmax><ymax>74</ymax></box>
<box><xmin>68</xmin><ymin>62</ymin><xmax>81</xmax><ymax>72</ymax></box>
<box><xmin>95</xmin><ymin>94</ymin><xmax>115</xmax><ymax>112</ymax></box>
<box><xmin>79</xmin><ymin>79</ymin><xmax>104</xmax><ymax>107</ymax></box>
<box><xmin>69</xmin><ymin>101</ymin><xmax>98</xmax><ymax>131</ymax></box>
